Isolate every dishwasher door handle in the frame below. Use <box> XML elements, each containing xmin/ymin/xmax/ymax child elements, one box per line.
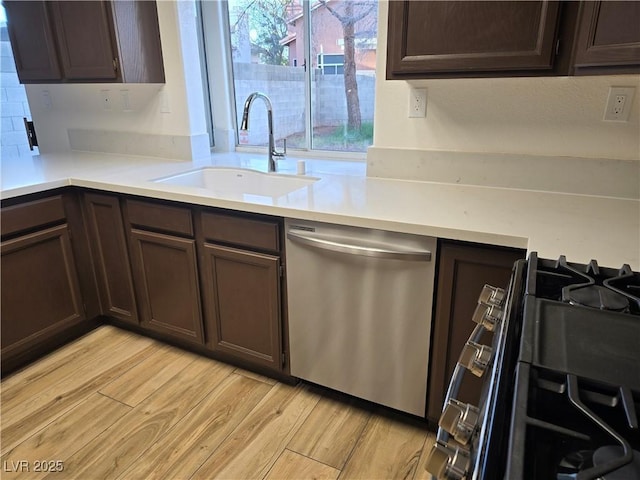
<box><xmin>287</xmin><ymin>229</ymin><xmax>432</xmax><ymax>261</ymax></box>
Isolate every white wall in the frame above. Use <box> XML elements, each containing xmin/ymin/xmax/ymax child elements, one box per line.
<box><xmin>373</xmin><ymin>1</ymin><xmax>640</xmax><ymax>162</ymax></box>
<box><xmin>24</xmin><ymin>1</ymin><xmax>209</xmax><ymax>159</ymax></box>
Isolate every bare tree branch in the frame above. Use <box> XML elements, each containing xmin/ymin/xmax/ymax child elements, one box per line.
<box><xmin>318</xmin><ymin>0</ymin><xmax>376</xmax><ymax>25</ymax></box>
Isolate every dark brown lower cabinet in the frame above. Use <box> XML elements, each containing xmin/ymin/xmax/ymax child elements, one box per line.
<box><xmin>1</xmin><ymin>224</ymin><xmax>85</xmax><ymax>365</ymax></box>
<box><xmin>129</xmin><ymin>229</ymin><xmax>204</xmax><ymax>345</ymax></box>
<box><xmin>83</xmin><ymin>192</ymin><xmax>138</xmax><ymax>324</ymax></box>
<box><xmin>427</xmin><ymin>241</ymin><xmax>525</xmax><ymax>424</ymax></box>
<box><xmin>201</xmin><ymin>243</ymin><xmax>283</xmax><ymax>371</ymax></box>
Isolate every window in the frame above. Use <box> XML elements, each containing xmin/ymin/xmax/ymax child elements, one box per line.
<box><xmin>224</xmin><ymin>0</ymin><xmax>377</xmax><ymax>154</ymax></box>
<box><xmin>318</xmin><ymin>53</ymin><xmax>344</xmax><ymax>75</ymax></box>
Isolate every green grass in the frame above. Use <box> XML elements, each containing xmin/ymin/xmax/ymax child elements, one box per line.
<box><xmin>285</xmin><ymin>123</ymin><xmax>374</xmax><ymax>153</ymax></box>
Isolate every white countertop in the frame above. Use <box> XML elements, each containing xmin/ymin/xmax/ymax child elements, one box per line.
<box><xmin>2</xmin><ymin>151</ymin><xmax>638</xmax><ymax>269</ymax></box>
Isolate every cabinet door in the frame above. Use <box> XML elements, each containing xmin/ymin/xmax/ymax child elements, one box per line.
<box><xmin>427</xmin><ymin>242</ymin><xmax>524</xmax><ymax>424</ymax></box>
<box><xmin>129</xmin><ymin>229</ymin><xmax>204</xmax><ymax>344</ymax></box>
<box><xmin>387</xmin><ymin>1</ymin><xmax>561</xmax><ymax>78</ymax></box>
<box><xmin>84</xmin><ymin>193</ymin><xmax>138</xmax><ymax>324</ymax></box>
<box><xmin>573</xmin><ymin>1</ymin><xmax>640</xmax><ymax>74</ymax></box>
<box><xmin>1</xmin><ymin>224</ymin><xmax>85</xmax><ymax>359</ymax></box>
<box><xmin>202</xmin><ymin>244</ymin><xmax>282</xmax><ymax>371</ymax></box>
<box><xmin>50</xmin><ymin>1</ymin><xmax>118</xmax><ymax>80</ymax></box>
<box><xmin>3</xmin><ymin>1</ymin><xmax>62</xmax><ymax>82</ymax></box>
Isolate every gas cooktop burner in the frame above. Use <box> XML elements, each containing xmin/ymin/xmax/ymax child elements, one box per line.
<box><xmin>594</xmin><ymin>447</ymin><xmax>640</xmax><ymax>480</ymax></box>
<box><xmin>566</xmin><ymin>284</ymin><xmax>630</xmax><ymax>312</ymax></box>
<box><xmin>527</xmin><ymin>255</ymin><xmax>640</xmax><ymax>315</ymax></box>
<box><xmin>557</xmin><ymin>447</ymin><xmax>640</xmax><ymax>480</ymax></box>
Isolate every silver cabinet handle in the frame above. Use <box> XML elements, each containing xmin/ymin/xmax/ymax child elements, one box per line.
<box><xmin>287</xmin><ymin>230</ymin><xmax>432</xmax><ymax>261</ymax></box>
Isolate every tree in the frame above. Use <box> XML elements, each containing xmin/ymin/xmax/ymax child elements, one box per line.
<box><xmin>318</xmin><ymin>0</ymin><xmax>377</xmax><ymax>132</ymax></box>
<box><xmin>229</xmin><ymin>0</ymin><xmax>294</xmax><ymax>66</ymax></box>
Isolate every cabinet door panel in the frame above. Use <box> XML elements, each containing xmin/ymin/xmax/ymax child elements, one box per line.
<box><xmin>387</xmin><ymin>1</ymin><xmax>561</xmax><ymax>77</ymax></box>
<box><xmin>1</xmin><ymin>224</ymin><xmax>84</xmax><ymax>354</ymax></box>
<box><xmin>202</xmin><ymin>244</ymin><xmax>282</xmax><ymax>371</ymax></box>
<box><xmin>50</xmin><ymin>1</ymin><xmax>118</xmax><ymax>80</ymax></box>
<box><xmin>573</xmin><ymin>1</ymin><xmax>640</xmax><ymax>72</ymax></box>
<box><xmin>427</xmin><ymin>242</ymin><xmax>524</xmax><ymax>423</ymax></box>
<box><xmin>84</xmin><ymin>193</ymin><xmax>138</xmax><ymax>323</ymax></box>
<box><xmin>3</xmin><ymin>1</ymin><xmax>62</xmax><ymax>82</ymax></box>
<box><xmin>130</xmin><ymin>229</ymin><xmax>204</xmax><ymax>344</ymax></box>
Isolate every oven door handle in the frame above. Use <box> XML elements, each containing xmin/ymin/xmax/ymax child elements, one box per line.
<box><xmin>436</xmin><ymin>323</ymin><xmax>487</xmax><ymax>444</ymax></box>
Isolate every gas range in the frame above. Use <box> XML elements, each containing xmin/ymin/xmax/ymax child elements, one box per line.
<box><xmin>426</xmin><ymin>253</ymin><xmax>640</xmax><ymax>480</ymax></box>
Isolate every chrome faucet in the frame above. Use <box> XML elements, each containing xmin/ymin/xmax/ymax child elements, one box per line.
<box><xmin>240</xmin><ymin>92</ymin><xmax>286</xmax><ymax>173</ymax></box>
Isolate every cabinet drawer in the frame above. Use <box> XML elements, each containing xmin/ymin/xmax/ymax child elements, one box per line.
<box><xmin>2</xmin><ymin>195</ymin><xmax>66</xmax><ymax>237</ymax></box>
<box><xmin>126</xmin><ymin>199</ymin><xmax>193</xmax><ymax>237</ymax></box>
<box><xmin>201</xmin><ymin>212</ymin><xmax>280</xmax><ymax>252</ymax></box>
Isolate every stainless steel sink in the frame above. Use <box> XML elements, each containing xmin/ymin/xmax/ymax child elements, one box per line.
<box><xmin>154</xmin><ymin>167</ymin><xmax>318</xmax><ymax>197</ymax></box>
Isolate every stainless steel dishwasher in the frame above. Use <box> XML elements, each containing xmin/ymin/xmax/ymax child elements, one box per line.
<box><xmin>285</xmin><ymin>219</ymin><xmax>437</xmax><ymax>416</ymax></box>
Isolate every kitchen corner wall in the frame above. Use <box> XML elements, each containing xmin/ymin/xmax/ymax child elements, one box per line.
<box><xmin>372</xmin><ymin>1</ymin><xmax>640</xmax><ymax>165</ymax></box>
<box><xmin>24</xmin><ymin>1</ymin><xmax>210</xmax><ymax>160</ymax></box>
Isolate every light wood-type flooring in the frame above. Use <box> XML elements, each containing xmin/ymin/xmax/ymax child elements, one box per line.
<box><xmin>1</xmin><ymin>326</ymin><xmax>437</xmax><ymax>480</ymax></box>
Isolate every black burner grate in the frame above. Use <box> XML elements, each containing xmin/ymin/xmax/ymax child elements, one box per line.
<box><xmin>526</xmin><ymin>253</ymin><xmax>640</xmax><ymax>315</ymax></box>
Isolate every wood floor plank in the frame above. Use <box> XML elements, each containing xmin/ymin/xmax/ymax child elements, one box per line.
<box><xmin>0</xmin><ymin>342</ymin><xmax>157</xmax><ymax>455</ymax></box>
<box><xmin>264</xmin><ymin>449</ymin><xmax>340</xmax><ymax>480</ymax></box>
<box><xmin>117</xmin><ymin>372</ymin><xmax>272</xmax><ymax>480</ymax></box>
<box><xmin>338</xmin><ymin>412</ymin><xmax>428</xmax><ymax>480</ymax></box>
<box><xmin>414</xmin><ymin>431</ymin><xmax>438</xmax><ymax>480</ymax></box>
<box><xmin>1</xmin><ymin>332</ymin><xmax>156</xmax><ymax>420</ymax></box>
<box><xmin>44</xmin><ymin>354</ymin><xmax>234</xmax><ymax>480</ymax></box>
<box><xmin>234</xmin><ymin>366</ymin><xmax>278</xmax><ymax>385</ymax></box>
<box><xmin>0</xmin><ymin>393</ymin><xmax>131</xmax><ymax>480</ymax></box>
<box><xmin>287</xmin><ymin>393</ymin><xmax>371</xmax><ymax>470</ymax></box>
<box><xmin>99</xmin><ymin>344</ymin><xmax>195</xmax><ymax>406</ymax></box>
<box><xmin>191</xmin><ymin>383</ymin><xmax>320</xmax><ymax>480</ymax></box>
<box><xmin>1</xmin><ymin>326</ymin><xmax>141</xmax><ymax>401</ymax></box>
<box><xmin>1</xmin><ymin>326</ymin><xmax>440</xmax><ymax>480</ymax></box>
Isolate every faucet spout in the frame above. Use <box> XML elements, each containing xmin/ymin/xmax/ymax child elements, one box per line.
<box><xmin>240</xmin><ymin>92</ymin><xmax>284</xmax><ymax>173</ymax></box>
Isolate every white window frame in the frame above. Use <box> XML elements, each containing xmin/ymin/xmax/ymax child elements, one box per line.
<box><xmin>199</xmin><ymin>0</ymin><xmax>367</xmax><ymax>160</ymax></box>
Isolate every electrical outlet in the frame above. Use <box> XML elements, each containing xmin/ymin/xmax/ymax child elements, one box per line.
<box><xmin>120</xmin><ymin>90</ymin><xmax>132</xmax><ymax>111</ymax></box>
<box><xmin>41</xmin><ymin>90</ymin><xmax>52</xmax><ymax>110</ymax></box>
<box><xmin>604</xmin><ymin>86</ymin><xmax>635</xmax><ymax>121</ymax></box>
<box><xmin>160</xmin><ymin>90</ymin><xmax>171</xmax><ymax>113</ymax></box>
<box><xmin>409</xmin><ymin>88</ymin><xmax>427</xmax><ymax>118</ymax></box>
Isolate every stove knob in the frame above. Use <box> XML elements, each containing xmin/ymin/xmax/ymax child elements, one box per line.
<box><xmin>425</xmin><ymin>441</ymin><xmax>470</xmax><ymax>480</ymax></box>
<box><xmin>477</xmin><ymin>284</ymin><xmax>506</xmax><ymax>307</ymax></box>
<box><xmin>438</xmin><ymin>398</ymin><xmax>480</xmax><ymax>445</ymax></box>
<box><xmin>472</xmin><ymin>302</ymin><xmax>503</xmax><ymax>331</ymax></box>
<box><xmin>459</xmin><ymin>341</ymin><xmax>493</xmax><ymax>377</ymax></box>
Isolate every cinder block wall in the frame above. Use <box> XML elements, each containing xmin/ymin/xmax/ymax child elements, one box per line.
<box><xmin>1</xmin><ymin>25</ymin><xmax>37</xmax><ymax>158</ymax></box>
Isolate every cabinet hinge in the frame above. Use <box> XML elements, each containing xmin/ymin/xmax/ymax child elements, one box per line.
<box><xmin>281</xmin><ymin>352</ymin><xmax>286</xmax><ymax>367</ymax></box>
<box><xmin>279</xmin><ymin>265</ymin><xmax>285</xmax><ymax>278</ymax></box>
<box><xmin>555</xmin><ymin>39</ymin><xmax>560</xmax><ymax>56</ymax></box>
<box><xmin>113</xmin><ymin>58</ymin><xmax>118</xmax><ymax>72</ymax></box>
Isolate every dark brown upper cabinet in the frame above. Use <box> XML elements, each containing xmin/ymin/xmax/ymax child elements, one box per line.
<box><xmin>572</xmin><ymin>1</ymin><xmax>640</xmax><ymax>75</ymax></box>
<box><xmin>2</xmin><ymin>1</ymin><xmax>62</xmax><ymax>82</ymax></box>
<box><xmin>387</xmin><ymin>1</ymin><xmax>640</xmax><ymax>79</ymax></box>
<box><xmin>4</xmin><ymin>0</ymin><xmax>165</xmax><ymax>83</ymax></box>
<box><xmin>387</xmin><ymin>1</ymin><xmax>565</xmax><ymax>78</ymax></box>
